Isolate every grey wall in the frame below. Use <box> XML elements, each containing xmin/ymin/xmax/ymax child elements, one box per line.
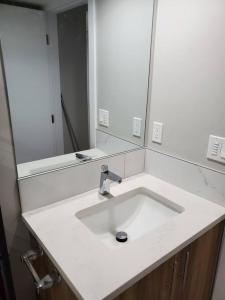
<box><xmin>145</xmin><ymin>0</ymin><xmax>225</xmax><ymax>299</ymax></box>
<box><xmin>146</xmin><ymin>0</ymin><xmax>225</xmax><ymax>173</ymax></box>
<box><xmin>58</xmin><ymin>5</ymin><xmax>89</xmax><ymax>153</ymax></box>
<box><xmin>0</xmin><ymin>46</ymin><xmax>35</xmax><ymax>300</ymax></box>
<box><xmin>96</xmin><ymin>0</ymin><xmax>154</xmax><ymax>145</ymax></box>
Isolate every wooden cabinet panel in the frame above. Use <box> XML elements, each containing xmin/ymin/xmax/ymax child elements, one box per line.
<box><xmin>183</xmin><ymin>222</ymin><xmax>224</xmax><ymax>300</ymax></box>
<box><xmin>114</xmin><ymin>256</ymin><xmax>175</xmax><ymax>300</ymax></box>
<box><xmin>116</xmin><ymin>222</ymin><xmax>223</xmax><ymax>300</ymax></box>
<box><xmin>170</xmin><ymin>245</ymin><xmax>192</xmax><ymax>300</ymax></box>
<box><xmin>33</xmin><ymin>254</ymin><xmax>78</xmax><ymax>300</ymax></box>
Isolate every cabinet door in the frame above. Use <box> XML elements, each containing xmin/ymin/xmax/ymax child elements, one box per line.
<box><xmin>182</xmin><ymin>222</ymin><xmax>224</xmax><ymax>300</ymax></box>
<box><xmin>116</xmin><ymin>222</ymin><xmax>223</xmax><ymax>300</ymax></box>
<box><xmin>114</xmin><ymin>256</ymin><xmax>175</xmax><ymax>300</ymax></box>
<box><xmin>170</xmin><ymin>245</ymin><xmax>192</xmax><ymax>300</ymax></box>
<box><xmin>34</xmin><ymin>254</ymin><xmax>78</xmax><ymax>300</ymax></box>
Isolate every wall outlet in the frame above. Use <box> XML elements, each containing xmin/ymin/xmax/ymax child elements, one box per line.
<box><xmin>152</xmin><ymin>121</ymin><xmax>163</xmax><ymax>144</ymax></box>
<box><xmin>99</xmin><ymin>109</ymin><xmax>109</xmax><ymax>127</ymax></box>
<box><xmin>207</xmin><ymin>135</ymin><xmax>225</xmax><ymax>164</ymax></box>
<box><xmin>133</xmin><ymin>117</ymin><xmax>142</xmax><ymax>137</ymax></box>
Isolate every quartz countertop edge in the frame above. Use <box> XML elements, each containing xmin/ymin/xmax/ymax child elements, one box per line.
<box><xmin>22</xmin><ymin>173</ymin><xmax>225</xmax><ymax>300</ymax></box>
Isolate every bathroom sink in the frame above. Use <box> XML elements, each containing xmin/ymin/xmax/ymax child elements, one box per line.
<box><xmin>76</xmin><ymin>187</ymin><xmax>184</xmax><ymax>247</ymax></box>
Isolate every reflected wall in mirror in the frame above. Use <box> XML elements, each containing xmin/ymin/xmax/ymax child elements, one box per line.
<box><xmin>0</xmin><ymin>0</ymin><xmax>154</xmax><ymax>178</ymax></box>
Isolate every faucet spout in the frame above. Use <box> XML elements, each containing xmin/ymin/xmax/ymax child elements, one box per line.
<box><xmin>99</xmin><ymin>165</ymin><xmax>122</xmax><ymax>195</ymax></box>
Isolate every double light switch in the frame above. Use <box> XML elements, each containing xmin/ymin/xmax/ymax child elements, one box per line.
<box><xmin>207</xmin><ymin>135</ymin><xmax>225</xmax><ymax>164</ymax></box>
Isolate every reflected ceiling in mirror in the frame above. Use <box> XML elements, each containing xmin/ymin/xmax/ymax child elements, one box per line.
<box><xmin>0</xmin><ymin>0</ymin><xmax>154</xmax><ymax>178</ymax></box>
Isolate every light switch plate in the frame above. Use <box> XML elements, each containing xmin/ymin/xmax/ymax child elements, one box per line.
<box><xmin>207</xmin><ymin>135</ymin><xmax>225</xmax><ymax>164</ymax></box>
<box><xmin>133</xmin><ymin>117</ymin><xmax>142</xmax><ymax>137</ymax></box>
<box><xmin>152</xmin><ymin>121</ymin><xmax>163</xmax><ymax>144</ymax></box>
<box><xmin>99</xmin><ymin>109</ymin><xmax>109</xmax><ymax>127</ymax></box>
<box><xmin>221</xmin><ymin>143</ymin><xmax>225</xmax><ymax>159</ymax></box>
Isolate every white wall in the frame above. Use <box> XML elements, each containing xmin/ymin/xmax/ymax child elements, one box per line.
<box><xmin>96</xmin><ymin>0</ymin><xmax>154</xmax><ymax>145</ymax></box>
<box><xmin>145</xmin><ymin>0</ymin><xmax>225</xmax><ymax>299</ymax></box>
<box><xmin>0</xmin><ymin>44</ymin><xmax>35</xmax><ymax>300</ymax></box>
<box><xmin>146</xmin><ymin>0</ymin><xmax>225</xmax><ymax>173</ymax></box>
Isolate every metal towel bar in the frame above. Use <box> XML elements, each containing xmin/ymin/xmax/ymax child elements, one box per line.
<box><xmin>21</xmin><ymin>249</ymin><xmax>61</xmax><ymax>294</ymax></box>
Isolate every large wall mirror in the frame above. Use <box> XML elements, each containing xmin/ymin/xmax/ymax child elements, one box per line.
<box><xmin>0</xmin><ymin>0</ymin><xmax>154</xmax><ymax>178</ymax></box>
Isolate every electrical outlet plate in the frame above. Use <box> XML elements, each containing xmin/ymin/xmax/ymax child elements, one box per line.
<box><xmin>99</xmin><ymin>109</ymin><xmax>109</xmax><ymax>127</ymax></box>
<box><xmin>133</xmin><ymin>117</ymin><xmax>142</xmax><ymax>137</ymax></box>
<box><xmin>152</xmin><ymin>121</ymin><xmax>163</xmax><ymax>144</ymax></box>
<box><xmin>207</xmin><ymin>135</ymin><xmax>225</xmax><ymax>164</ymax></box>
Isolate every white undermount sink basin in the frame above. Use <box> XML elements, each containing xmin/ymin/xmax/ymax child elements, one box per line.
<box><xmin>76</xmin><ymin>187</ymin><xmax>184</xmax><ymax>247</ymax></box>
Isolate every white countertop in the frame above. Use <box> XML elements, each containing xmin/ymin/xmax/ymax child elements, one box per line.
<box><xmin>22</xmin><ymin>173</ymin><xmax>225</xmax><ymax>300</ymax></box>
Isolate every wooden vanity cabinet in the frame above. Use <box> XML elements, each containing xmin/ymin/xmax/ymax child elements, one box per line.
<box><xmin>33</xmin><ymin>254</ymin><xmax>76</xmax><ymax>300</ymax></box>
<box><xmin>35</xmin><ymin>222</ymin><xmax>224</xmax><ymax>300</ymax></box>
<box><xmin>180</xmin><ymin>222</ymin><xmax>223</xmax><ymax>300</ymax></box>
<box><xmin>116</xmin><ymin>222</ymin><xmax>224</xmax><ymax>300</ymax></box>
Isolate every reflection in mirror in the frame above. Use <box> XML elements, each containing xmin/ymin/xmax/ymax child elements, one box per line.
<box><xmin>0</xmin><ymin>0</ymin><xmax>154</xmax><ymax>178</ymax></box>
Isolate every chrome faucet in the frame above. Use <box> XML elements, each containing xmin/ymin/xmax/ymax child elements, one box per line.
<box><xmin>99</xmin><ymin>165</ymin><xmax>122</xmax><ymax>195</ymax></box>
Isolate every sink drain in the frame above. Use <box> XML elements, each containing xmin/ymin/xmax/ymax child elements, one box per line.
<box><xmin>116</xmin><ymin>231</ymin><xmax>128</xmax><ymax>243</ymax></box>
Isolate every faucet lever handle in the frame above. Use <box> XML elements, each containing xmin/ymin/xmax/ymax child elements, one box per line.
<box><xmin>101</xmin><ymin>165</ymin><xmax>108</xmax><ymax>173</ymax></box>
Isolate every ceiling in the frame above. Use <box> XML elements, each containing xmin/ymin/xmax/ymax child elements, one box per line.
<box><xmin>5</xmin><ymin>0</ymin><xmax>87</xmax><ymax>11</ymax></box>
<box><xmin>16</xmin><ymin>0</ymin><xmax>47</xmax><ymax>5</ymax></box>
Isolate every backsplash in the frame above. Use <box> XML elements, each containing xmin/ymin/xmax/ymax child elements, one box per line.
<box><xmin>18</xmin><ymin>149</ymin><xmax>145</xmax><ymax>212</ymax></box>
<box><xmin>19</xmin><ymin>146</ymin><xmax>225</xmax><ymax>214</ymax></box>
<box><xmin>145</xmin><ymin>149</ymin><xmax>225</xmax><ymax>207</ymax></box>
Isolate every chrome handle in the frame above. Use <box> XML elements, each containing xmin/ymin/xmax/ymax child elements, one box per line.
<box><xmin>21</xmin><ymin>249</ymin><xmax>61</xmax><ymax>294</ymax></box>
<box><xmin>170</xmin><ymin>259</ymin><xmax>178</xmax><ymax>299</ymax></box>
<box><xmin>183</xmin><ymin>251</ymin><xmax>190</xmax><ymax>289</ymax></box>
